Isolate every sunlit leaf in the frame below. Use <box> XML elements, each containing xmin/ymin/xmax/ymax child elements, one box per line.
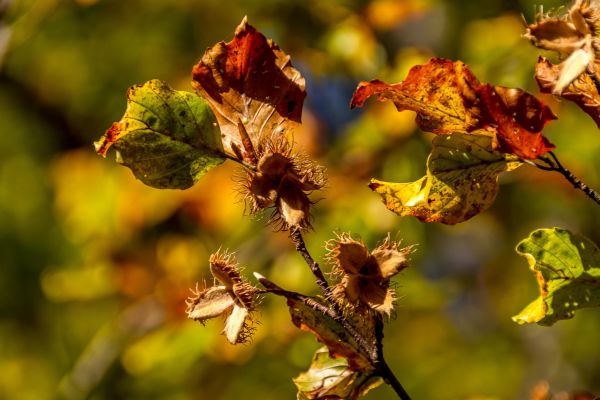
<box><xmin>369</xmin><ymin>133</ymin><xmax>522</xmax><ymax>224</ymax></box>
<box><xmin>513</xmin><ymin>228</ymin><xmax>600</xmax><ymax>326</ymax></box>
<box><xmin>351</xmin><ymin>58</ymin><xmax>556</xmax><ymax>159</ymax></box>
<box><xmin>536</xmin><ymin>57</ymin><xmax>600</xmax><ymax>129</ymax></box>
<box><xmin>350</xmin><ymin>58</ymin><xmax>483</xmax><ymax>134</ymax></box>
<box><xmin>286</xmin><ymin>298</ymin><xmax>371</xmax><ymax>371</ymax></box>
<box><xmin>95</xmin><ymin>79</ymin><xmax>225</xmax><ymax>189</ymax></box>
<box><xmin>192</xmin><ymin>16</ymin><xmax>306</xmax><ymax>159</ymax></box>
<box><xmin>294</xmin><ymin>347</ymin><xmax>382</xmax><ymax>400</ymax></box>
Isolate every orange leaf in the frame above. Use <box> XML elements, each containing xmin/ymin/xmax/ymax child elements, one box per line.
<box><xmin>478</xmin><ymin>84</ymin><xmax>556</xmax><ymax>159</ymax></box>
<box><xmin>192</xmin><ymin>17</ymin><xmax>306</xmax><ymax>158</ymax></box>
<box><xmin>351</xmin><ymin>58</ymin><xmax>557</xmax><ymax>159</ymax></box>
<box><xmin>350</xmin><ymin>58</ymin><xmax>483</xmax><ymax>134</ymax></box>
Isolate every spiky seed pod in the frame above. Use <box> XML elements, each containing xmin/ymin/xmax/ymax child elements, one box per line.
<box><xmin>276</xmin><ymin>177</ymin><xmax>312</xmax><ymax>230</ymax></box>
<box><xmin>327</xmin><ymin>233</ymin><xmax>370</xmax><ymax>276</ymax></box>
<box><xmin>525</xmin><ymin>0</ymin><xmax>600</xmax><ymax>94</ymax></box>
<box><xmin>240</xmin><ymin>135</ymin><xmax>326</xmax><ymax>230</ymax></box>
<box><xmin>186</xmin><ymin>285</ymin><xmax>234</xmax><ymax>322</ymax></box>
<box><xmin>232</xmin><ymin>280</ymin><xmax>257</xmax><ymax>310</ymax></box>
<box><xmin>327</xmin><ymin>233</ymin><xmax>413</xmax><ymax>316</ymax></box>
<box><xmin>186</xmin><ymin>250</ymin><xmax>259</xmax><ymax>344</ymax></box>
<box><xmin>209</xmin><ymin>250</ymin><xmax>242</xmax><ymax>289</ymax></box>
<box><xmin>371</xmin><ymin>235</ymin><xmax>413</xmax><ymax>279</ymax></box>
<box><xmin>574</xmin><ymin>0</ymin><xmax>600</xmax><ymax>36</ymax></box>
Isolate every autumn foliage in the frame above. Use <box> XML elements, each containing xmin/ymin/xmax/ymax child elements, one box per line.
<box><xmin>94</xmin><ymin>2</ymin><xmax>600</xmax><ymax>399</ymax></box>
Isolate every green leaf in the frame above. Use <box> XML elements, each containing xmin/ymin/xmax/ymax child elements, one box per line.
<box><xmin>369</xmin><ymin>132</ymin><xmax>522</xmax><ymax>224</ymax></box>
<box><xmin>294</xmin><ymin>347</ymin><xmax>383</xmax><ymax>400</ymax></box>
<box><xmin>95</xmin><ymin>79</ymin><xmax>225</xmax><ymax>189</ymax></box>
<box><xmin>287</xmin><ymin>298</ymin><xmax>372</xmax><ymax>371</ymax></box>
<box><xmin>513</xmin><ymin>228</ymin><xmax>600</xmax><ymax>326</ymax></box>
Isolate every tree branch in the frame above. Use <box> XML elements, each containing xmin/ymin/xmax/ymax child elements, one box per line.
<box><xmin>254</xmin><ymin>272</ymin><xmax>374</xmax><ymax>360</ymax></box>
<box><xmin>373</xmin><ymin>316</ymin><xmax>411</xmax><ymax>400</ymax></box>
<box><xmin>280</xmin><ymin>230</ymin><xmax>413</xmax><ymax>400</ymax></box>
<box><xmin>535</xmin><ymin>152</ymin><xmax>600</xmax><ymax>206</ymax></box>
<box><xmin>289</xmin><ymin>227</ymin><xmax>332</xmax><ymax>298</ymax></box>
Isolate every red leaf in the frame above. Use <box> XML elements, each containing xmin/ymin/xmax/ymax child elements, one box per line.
<box><xmin>192</xmin><ymin>17</ymin><xmax>306</xmax><ymax>157</ymax></box>
<box><xmin>478</xmin><ymin>84</ymin><xmax>556</xmax><ymax>159</ymax></box>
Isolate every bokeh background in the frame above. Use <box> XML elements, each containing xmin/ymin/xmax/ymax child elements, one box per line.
<box><xmin>1</xmin><ymin>0</ymin><xmax>599</xmax><ymax>399</ymax></box>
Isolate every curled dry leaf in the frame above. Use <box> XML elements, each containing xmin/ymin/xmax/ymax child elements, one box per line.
<box><xmin>350</xmin><ymin>58</ymin><xmax>483</xmax><ymax>134</ymax></box>
<box><xmin>351</xmin><ymin>58</ymin><xmax>556</xmax><ymax>160</ymax></box>
<box><xmin>192</xmin><ymin>16</ymin><xmax>306</xmax><ymax>160</ymax></box>
<box><xmin>536</xmin><ymin>56</ymin><xmax>600</xmax><ymax>129</ymax></box>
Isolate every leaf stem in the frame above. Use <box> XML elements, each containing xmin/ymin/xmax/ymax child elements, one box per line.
<box><xmin>534</xmin><ymin>152</ymin><xmax>600</xmax><ymax>206</ymax></box>
<box><xmin>223</xmin><ymin>153</ymin><xmax>257</xmax><ymax>171</ymax></box>
<box><xmin>289</xmin><ymin>227</ymin><xmax>332</xmax><ymax>299</ymax></box>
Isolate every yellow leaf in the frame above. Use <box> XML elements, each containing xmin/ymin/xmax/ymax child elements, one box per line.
<box><xmin>369</xmin><ymin>133</ymin><xmax>522</xmax><ymax>224</ymax></box>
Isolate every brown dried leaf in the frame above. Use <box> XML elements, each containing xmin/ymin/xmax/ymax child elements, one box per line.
<box><xmin>350</xmin><ymin>58</ymin><xmax>483</xmax><ymax>134</ymax></box>
<box><xmin>351</xmin><ymin>58</ymin><xmax>556</xmax><ymax>159</ymax></box>
<box><xmin>536</xmin><ymin>56</ymin><xmax>600</xmax><ymax>129</ymax></box>
<box><xmin>192</xmin><ymin>17</ymin><xmax>306</xmax><ymax>157</ymax></box>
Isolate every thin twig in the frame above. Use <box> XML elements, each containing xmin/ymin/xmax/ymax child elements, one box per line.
<box><xmin>223</xmin><ymin>153</ymin><xmax>257</xmax><ymax>171</ymax></box>
<box><xmin>373</xmin><ymin>316</ymin><xmax>412</xmax><ymax>400</ymax></box>
<box><xmin>289</xmin><ymin>227</ymin><xmax>332</xmax><ymax>298</ymax></box>
<box><xmin>525</xmin><ymin>157</ymin><xmax>554</xmax><ymax>171</ymax></box>
<box><xmin>533</xmin><ymin>152</ymin><xmax>600</xmax><ymax>205</ymax></box>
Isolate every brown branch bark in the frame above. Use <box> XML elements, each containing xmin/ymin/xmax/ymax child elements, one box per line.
<box><xmin>535</xmin><ymin>152</ymin><xmax>600</xmax><ymax>206</ymax></box>
<box><xmin>289</xmin><ymin>227</ymin><xmax>332</xmax><ymax>298</ymax></box>
<box><xmin>373</xmin><ymin>316</ymin><xmax>411</xmax><ymax>400</ymax></box>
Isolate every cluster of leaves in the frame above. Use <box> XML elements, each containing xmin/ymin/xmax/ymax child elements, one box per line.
<box><xmin>96</xmin><ymin>17</ymin><xmax>414</xmax><ymax>399</ymax></box>
<box><xmin>95</xmin><ymin>2</ymin><xmax>600</xmax><ymax>398</ymax></box>
<box><xmin>350</xmin><ymin>58</ymin><xmax>554</xmax><ymax>224</ymax></box>
<box><xmin>346</xmin><ymin>0</ymin><xmax>600</xmax><ymax>327</ymax></box>
<box><xmin>95</xmin><ymin>17</ymin><xmax>324</xmax><ymax>232</ymax></box>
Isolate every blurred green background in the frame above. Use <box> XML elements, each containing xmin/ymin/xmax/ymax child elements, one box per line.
<box><xmin>1</xmin><ymin>0</ymin><xmax>599</xmax><ymax>399</ymax></box>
